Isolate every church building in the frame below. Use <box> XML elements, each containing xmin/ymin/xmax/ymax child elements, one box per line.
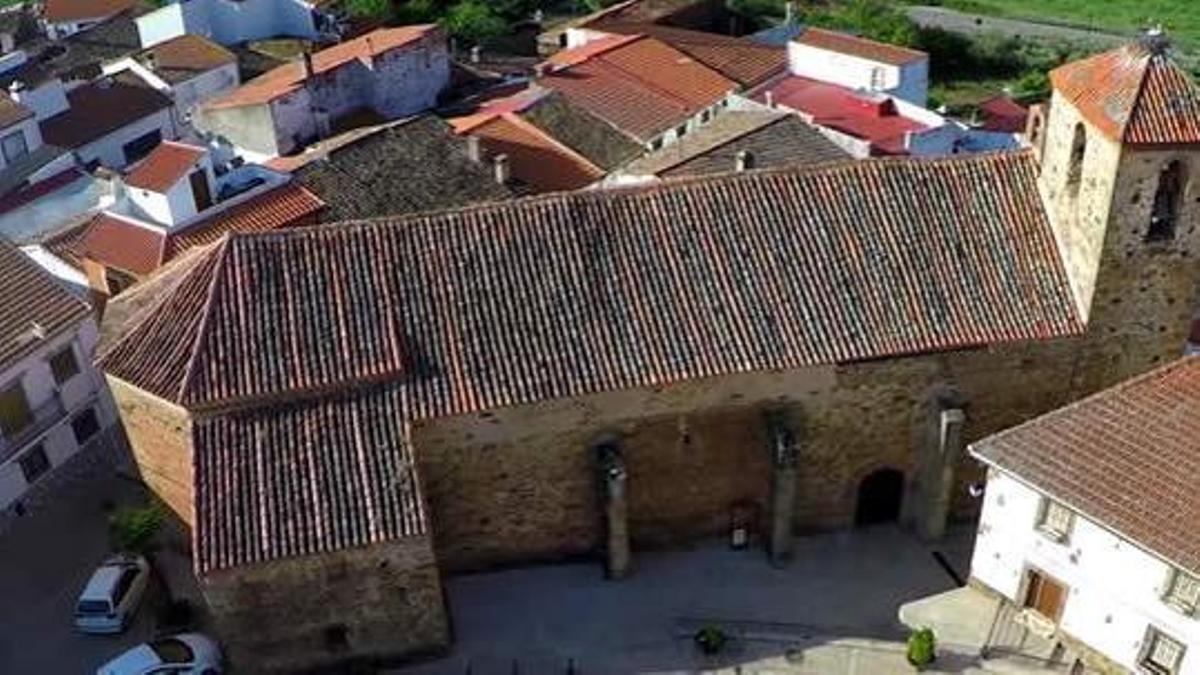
<box><xmin>97</xmin><ymin>34</ymin><xmax>1200</xmax><ymax>673</ymax></box>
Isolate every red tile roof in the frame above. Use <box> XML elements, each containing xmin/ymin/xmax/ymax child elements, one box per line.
<box><xmin>78</xmin><ymin>212</ymin><xmax>166</xmax><ymax>276</ymax></box>
<box><xmin>756</xmin><ymin>74</ymin><xmax>927</xmax><ymax>154</ymax></box>
<box><xmin>1050</xmin><ymin>37</ymin><xmax>1200</xmax><ymax>144</ymax></box>
<box><xmin>135</xmin><ymin>34</ymin><xmax>237</xmax><ymax>84</ymax></box>
<box><xmin>124</xmin><ymin>141</ymin><xmax>206</xmax><ymax>193</ymax></box>
<box><xmin>0</xmin><ymin>237</ymin><xmax>90</xmax><ymax>368</ymax></box>
<box><xmin>590</xmin><ymin>21</ymin><xmax>788</xmax><ymax>87</ymax></box>
<box><xmin>464</xmin><ymin>114</ymin><xmax>603</xmax><ymax>193</ymax></box>
<box><xmin>43</xmin><ymin>0</ymin><xmax>134</xmax><ymax>22</ymax></box>
<box><xmin>100</xmin><ymin>150</ymin><xmax>1081</xmax><ymax>413</ymax></box>
<box><xmin>194</xmin><ymin>385</ymin><xmax>427</xmax><ymax>573</ymax></box>
<box><xmin>40</xmin><ymin>72</ymin><xmax>171</xmax><ymax>150</ymax></box>
<box><xmin>66</xmin><ymin>182</ymin><xmax>324</xmax><ymax>276</ymax></box>
<box><xmin>539</xmin><ymin>35</ymin><xmax>736</xmax><ymax>142</ymax></box>
<box><xmin>794</xmin><ymin>27</ymin><xmax>927</xmax><ymax>66</ymax></box>
<box><xmin>204</xmin><ymin>25</ymin><xmax>441</xmax><ymax>110</ymax></box>
<box><xmin>978</xmin><ymin>95</ymin><xmax>1029</xmax><ymax>134</ymax></box>
<box><xmin>972</xmin><ymin>356</ymin><xmax>1200</xmax><ymax>576</ymax></box>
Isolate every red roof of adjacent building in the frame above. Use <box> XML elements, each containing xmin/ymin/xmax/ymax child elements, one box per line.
<box><xmin>539</xmin><ymin>35</ymin><xmax>737</xmax><ymax>142</ymax></box>
<box><xmin>66</xmin><ymin>182</ymin><xmax>324</xmax><ymax>276</ymax></box>
<box><xmin>43</xmin><ymin>0</ymin><xmax>135</xmax><ymax>22</ymax></box>
<box><xmin>756</xmin><ymin>75</ymin><xmax>927</xmax><ymax>154</ymax></box>
<box><xmin>973</xmin><ymin>356</ymin><xmax>1200</xmax><ymax>576</ymax></box>
<box><xmin>794</xmin><ymin>27</ymin><xmax>927</xmax><ymax>66</ymax></box>
<box><xmin>124</xmin><ymin>141</ymin><xmax>206</xmax><ymax>193</ymax></box>
<box><xmin>978</xmin><ymin>95</ymin><xmax>1029</xmax><ymax>133</ymax></box>
<box><xmin>591</xmin><ymin>21</ymin><xmax>788</xmax><ymax>87</ymax></box>
<box><xmin>205</xmin><ymin>25</ymin><xmax>441</xmax><ymax>110</ymax></box>
<box><xmin>467</xmin><ymin>114</ymin><xmax>603</xmax><ymax>193</ymax></box>
<box><xmin>1051</xmin><ymin>36</ymin><xmax>1200</xmax><ymax>144</ymax></box>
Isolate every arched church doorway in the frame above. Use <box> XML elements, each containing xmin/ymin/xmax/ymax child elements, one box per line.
<box><xmin>855</xmin><ymin>468</ymin><xmax>904</xmax><ymax>526</ymax></box>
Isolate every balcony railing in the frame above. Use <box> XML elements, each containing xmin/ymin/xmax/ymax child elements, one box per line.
<box><xmin>0</xmin><ymin>394</ymin><xmax>65</xmax><ymax>465</ymax></box>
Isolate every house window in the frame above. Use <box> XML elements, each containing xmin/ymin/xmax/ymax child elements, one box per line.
<box><xmin>676</xmin><ymin>123</ymin><xmax>688</xmax><ymax>139</ymax></box>
<box><xmin>869</xmin><ymin>66</ymin><xmax>886</xmax><ymax>90</ymax></box>
<box><xmin>71</xmin><ymin>408</ymin><xmax>100</xmax><ymax>445</ymax></box>
<box><xmin>122</xmin><ymin>130</ymin><xmax>162</xmax><ymax>165</ymax></box>
<box><xmin>1035</xmin><ymin>498</ymin><xmax>1074</xmax><ymax>542</ymax></box>
<box><xmin>1</xmin><ymin>129</ymin><xmax>27</xmax><ymax>162</ymax></box>
<box><xmin>1067</xmin><ymin>123</ymin><xmax>1086</xmax><ymax>194</ymax></box>
<box><xmin>18</xmin><ymin>444</ymin><xmax>49</xmax><ymax>483</ymax></box>
<box><xmin>1162</xmin><ymin>568</ymin><xmax>1200</xmax><ymax>615</ymax></box>
<box><xmin>0</xmin><ymin>382</ymin><xmax>32</xmax><ymax>439</ymax></box>
<box><xmin>49</xmin><ymin>345</ymin><xmax>79</xmax><ymax>386</ymax></box>
<box><xmin>1148</xmin><ymin>160</ymin><xmax>1186</xmax><ymax>242</ymax></box>
<box><xmin>1141</xmin><ymin>627</ymin><xmax>1185</xmax><ymax>675</ymax></box>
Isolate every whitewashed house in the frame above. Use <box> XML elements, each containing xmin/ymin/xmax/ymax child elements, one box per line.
<box><xmin>41</xmin><ymin>0</ymin><xmax>136</xmax><ymax>40</ymax></box>
<box><xmin>134</xmin><ymin>0</ymin><xmax>331</xmax><ymax>48</ymax></box>
<box><xmin>0</xmin><ymin>238</ymin><xmax>117</xmax><ymax>521</ymax></box>
<box><xmin>788</xmin><ymin>26</ymin><xmax>928</xmax><ymax>105</ymax></box>
<box><xmin>194</xmin><ymin>25</ymin><xmax>450</xmax><ymax>160</ymax></box>
<box><xmin>101</xmin><ymin>34</ymin><xmax>239</xmax><ymax>128</ymax></box>
<box><xmin>969</xmin><ymin>357</ymin><xmax>1200</xmax><ymax>675</ymax></box>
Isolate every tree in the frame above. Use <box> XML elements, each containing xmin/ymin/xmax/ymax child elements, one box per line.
<box><xmin>344</xmin><ymin>0</ymin><xmax>392</xmax><ymax>21</ymax></box>
<box><xmin>442</xmin><ymin>1</ymin><xmax>507</xmax><ymax>43</ymax></box>
<box><xmin>109</xmin><ymin>503</ymin><xmax>164</xmax><ymax>555</ymax></box>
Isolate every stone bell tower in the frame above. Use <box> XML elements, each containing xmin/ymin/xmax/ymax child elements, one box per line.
<box><xmin>1033</xmin><ymin>29</ymin><xmax>1200</xmax><ymax>391</ymax></box>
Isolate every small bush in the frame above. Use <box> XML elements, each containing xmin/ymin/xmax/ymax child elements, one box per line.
<box><xmin>907</xmin><ymin>627</ymin><xmax>937</xmax><ymax>667</ymax></box>
<box><xmin>109</xmin><ymin>503</ymin><xmax>164</xmax><ymax>555</ymax></box>
<box><xmin>694</xmin><ymin>625</ymin><xmax>728</xmax><ymax>655</ymax></box>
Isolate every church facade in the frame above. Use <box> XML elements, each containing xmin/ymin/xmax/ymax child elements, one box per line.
<box><xmin>98</xmin><ymin>36</ymin><xmax>1200</xmax><ymax>673</ymax></box>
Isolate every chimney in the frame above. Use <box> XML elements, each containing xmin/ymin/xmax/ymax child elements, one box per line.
<box><xmin>534</xmin><ymin>63</ymin><xmax>548</xmax><ymax>78</ymax></box>
<box><xmin>735</xmin><ymin>150</ymin><xmax>755</xmax><ymax>172</ymax></box>
<box><xmin>764</xmin><ymin>91</ymin><xmax>774</xmax><ymax>108</ymax></box>
<box><xmin>470</xmin><ymin>45</ymin><xmax>482</xmax><ymax>64</ymax></box>
<box><xmin>143</xmin><ymin>50</ymin><xmax>157</xmax><ymax>72</ymax></box>
<box><xmin>785</xmin><ymin>1</ymin><xmax>798</xmax><ymax>26</ymax></box>
<box><xmin>466</xmin><ymin>135</ymin><xmax>482</xmax><ymax>163</ymax></box>
<box><xmin>493</xmin><ymin>153</ymin><xmax>510</xmax><ymax>185</ymax></box>
<box><xmin>301</xmin><ymin>52</ymin><xmax>314</xmax><ymax>78</ymax></box>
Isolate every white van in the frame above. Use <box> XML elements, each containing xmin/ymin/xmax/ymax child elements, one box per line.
<box><xmin>74</xmin><ymin>555</ymin><xmax>151</xmax><ymax>634</ymax></box>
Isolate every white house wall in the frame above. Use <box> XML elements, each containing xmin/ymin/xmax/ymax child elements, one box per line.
<box><xmin>787</xmin><ymin>41</ymin><xmax>928</xmax><ymax>105</ymax></box>
<box><xmin>972</xmin><ymin>468</ymin><xmax>1200</xmax><ymax>673</ymax></box>
<box><xmin>74</xmin><ymin>108</ymin><xmax>176</xmax><ymax>170</ymax></box>
<box><xmin>0</xmin><ymin>318</ymin><xmax>118</xmax><ymax>512</ymax></box>
<box><xmin>174</xmin><ymin>63</ymin><xmax>240</xmax><ymax>122</ymax></box>
<box><xmin>136</xmin><ymin>0</ymin><xmax>318</xmax><ymax>48</ymax></box>
<box><xmin>0</xmin><ymin>117</ymin><xmax>43</xmax><ymax>172</ymax></box>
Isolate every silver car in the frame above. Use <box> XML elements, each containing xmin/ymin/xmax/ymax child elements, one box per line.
<box><xmin>96</xmin><ymin>633</ymin><xmax>223</xmax><ymax>675</ymax></box>
<box><xmin>74</xmin><ymin>554</ymin><xmax>151</xmax><ymax>634</ymax></box>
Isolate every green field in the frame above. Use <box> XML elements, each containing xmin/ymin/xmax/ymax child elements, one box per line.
<box><xmin>934</xmin><ymin>0</ymin><xmax>1200</xmax><ymax>46</ymax></box>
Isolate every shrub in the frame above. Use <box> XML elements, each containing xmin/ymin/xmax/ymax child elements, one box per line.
<box><xmin>442</xmin><ymin>1</ymin><xmax>507</xmax><ymax>43</ymax></box>
<box><xmin>694</xmin><ymin>625</ymin><xmax>728</xmax><ymax>655</ymax></box>
<box><xmin>907</xmin><ymin>627</ymin><xmax>937</xmax><ymax>667</ymax></box>
<box><xmin>344</xmin><ymin>0</ymin><xmax>392</xmax><ymax>21</ymax></box>
<box><xmin>109</xmin><ymin>503</ymin><xmax>164</xmax><ymax>555</ymax></box>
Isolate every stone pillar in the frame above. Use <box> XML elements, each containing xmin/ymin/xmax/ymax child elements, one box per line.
<box><xmin>766</xmin><ymin>413</ymin><xmax>798</xmax><ymax>567</ymax></box>
<box><xmin>916</xmin><ymin>406</ymin><xmax>967</xmax><ymax>540</ymax></box>
<box><xmin>596</xmin><ymin>441</ymin><xmax>631</xmax><ymax>579</ymax></box>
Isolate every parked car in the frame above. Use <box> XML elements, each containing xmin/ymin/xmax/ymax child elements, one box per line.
<box><xmin>74</xmin><ymin>554</ymin><xmax>151</xmax><ymax>634</ymax></box>
<box><xmin>96</xmin><ymin>633</ymin><xmax>223</xmax><ymax>675</ymax></box>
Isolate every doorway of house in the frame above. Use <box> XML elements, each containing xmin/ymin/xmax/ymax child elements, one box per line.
<box><xmin>855</xmin><ymin>468</ymin><xmax>904</xmax><ymax>526</ymax></box>
<box><xmin>1023</xmin><ymin>569</ymin><xmax>1067</xmax><ymax>622</ymax></box>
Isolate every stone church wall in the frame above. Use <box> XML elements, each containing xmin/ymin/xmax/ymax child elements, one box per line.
<box><xmin>106</xmin><ymin>377</ymin><xmax>195</xmax><ymax>526</ymax></box>
<box><xmin>203</xmin><ymin>536</ymin><xmax>449</xmax><ymax>674</ymax></box>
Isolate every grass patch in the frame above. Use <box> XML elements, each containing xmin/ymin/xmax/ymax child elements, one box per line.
<box><xmin>927</xmin><ymin>0</ymin><xmax>1200</xmax><ymax>46</ymax></box>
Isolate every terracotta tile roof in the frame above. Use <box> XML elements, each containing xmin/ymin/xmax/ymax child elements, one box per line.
<box><xmin>1050</xmin><ymin>38</ymin><xmax>1200</xmax><ymax>145</ymax></box>
<box><xmin>0</xmin><ymin>96</ymin><xmax>32</xmax><ymax>129</ymax></box>
<box><xmin>620</xmin><ymin>110</ymin><xmax>846</xmax><ymax>176</ymax></box>
<box><xmin>468</xmin><ymin>114</ymin><xmax>604</xmax><ymax>193</ymax></box>
<box><xmin>539</xmin><ymin>35</ymin><xmax>737</xmax><ymax>142</ymax></box>
<box><xmin>755</xmin><ymin>74</ymin><xmax>928</xmax><ymax>154</ymax></box>
<box><xmin>164</xmin><ymin>182</ymin><xmax>324</xmax><ymax>256</ymax></box>
<box><xmin>64</xmin><ymin>182</ymin><xmax>324</xmax><ymax>276</ymax></box>
<box><xmin>972</xmin><ymin>356</ymin><xmax>1200</xmax><ymax>576</ymax></box>
<box><xmin>591</xmin><ymin>21</ymin><xmax>788</xmax><ymax>86</ymax></box>
<box><xmin>204</xmin><ymin>25</ymin><xmax>441</xmax><ymax>110</ymax></box>
<box><xmin>43</xmin><ymin>0</ymin><xmax>134</xmax><ymax>22</ymax></box>
<box><xmin>100</xmin><ymin>151</ymin><xmax>1081</xmax><ymax>412</ymax></box>
<box><xmin>124</xmin><ymin>141</ymin><xmax>206</xmax><ymax>193</ymax></box>
<box><xmin>40</xmin><ymin>71</ymin><xmax>171</xmax><ymax>150</ymax></box>
<box><xmin>978</xmin><ymin>95</ymin><xmax>1029</xmax><ymax>134</ymax></box>
<box><xmin>794</xmin><ymin>27</ymin><xmax>927</xmax><ymax>66</ymax></box>
<box><xmin>134</xmin><ymin>34</ymin><xmax>237</xmax><ymax>85</ymax></box>
<box><xmin>77</xmin><ymin>212</ymin><xmax>166</xmax><ymax>276</ymax></box>
<box><xmin>0</xmin><ymin>237</ymin><xmax>90</xmax><ymax>367</ymax></box>
<box><xmin>194</xmin><ymin>384</ymin><xmax>428</xmax><ymax>573</ymax></box>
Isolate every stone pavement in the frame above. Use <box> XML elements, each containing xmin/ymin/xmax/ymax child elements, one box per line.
<box><xmin>397</xmin><ymin>525</ymin><xmax>985</xmax><ymax>674</ymax></box>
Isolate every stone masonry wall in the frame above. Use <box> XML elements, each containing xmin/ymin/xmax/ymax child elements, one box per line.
<box><xmin>203</xmin><ymin>536</ymin><xmax>449</xmax><ymax>674</ymax></box>
<box><xmin>107</xmin><ymin>377</ymin><xmax>194</xmax><ymax>526</ymax></box>
<box><xmin>413</xmin><ymin>333</ymin><xmax>1095</xmax><ymax>574</ymax></box>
